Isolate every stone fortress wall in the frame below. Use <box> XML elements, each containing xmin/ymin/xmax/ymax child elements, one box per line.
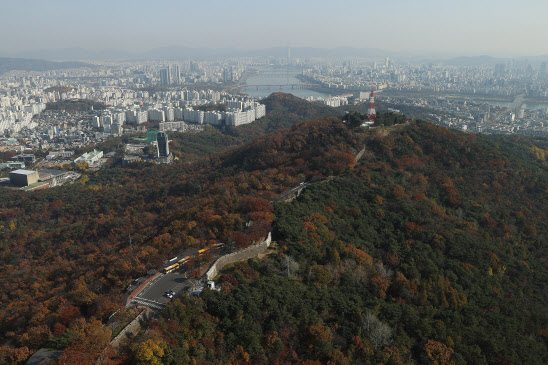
<box><xmin>206</xmin><ymin>232</ymin><xmax>271</xmax><ymax>280</ymax></box>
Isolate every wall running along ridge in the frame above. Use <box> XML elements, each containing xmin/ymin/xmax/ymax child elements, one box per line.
<box><xmin>109</xmin><ymin>308</ymin><xmax>152</xmax><ymax>348</ymax></box>
<box><xmin>206</xmin><ymin>232</ymin><xmax>271</xmax><ymax>280</ymax></box>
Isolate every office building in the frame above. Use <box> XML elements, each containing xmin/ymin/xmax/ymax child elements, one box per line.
<box><xmin>111</xmin><ymin>123</ymin><xmax>122</xmax><ymax>136</ymax></box>
<box><xmin>157</xmin><ymin>131</ymin><xmax>169</xmax><ymax>157</ymax></box>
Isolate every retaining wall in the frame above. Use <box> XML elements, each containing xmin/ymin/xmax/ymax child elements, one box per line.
<box><xmin>206</xmin><ymin>232</ymin><xmax>271</xmax><ymax>280</ymax></box>
<box><xmin>109</xmin><ymin>308</ymin><xmax>151</xmax><ymax>348</ymax></box>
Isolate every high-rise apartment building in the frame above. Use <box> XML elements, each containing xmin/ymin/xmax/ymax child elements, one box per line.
<box><xmin>160</xmin><ymin>69</ymin><xmax>170</xmax><ymax>85</ymax></box>
<box><xmin>172</xmin><ymin>65</ymin><xmax>180</xmax><ymax>84</ymax></box>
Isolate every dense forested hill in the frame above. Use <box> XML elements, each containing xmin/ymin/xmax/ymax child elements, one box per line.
<box><xmin>0</xmin><ymin>95</ymin><xmax>547</xmax><ymax>364</ymax></box>
<box><xmin>129</xmin><ymin>122</ymin><xmax>547</xmax><ymax>364</ymax></box>
<box><xmin>45</xmin><ymin>99</ymin><xmax>107</xmax><ymax>112</ymax></box>
<box><xmin>229</xmin><ymin>92</ymin><xmax>343</xmax><ymax>141</ymax></box>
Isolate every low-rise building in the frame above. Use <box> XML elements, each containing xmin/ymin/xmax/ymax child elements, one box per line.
<box><xmin>0</xmin><ymin>161</ymin><xmax>25</xmax><ymax>169</ymax></box>
<box><xmin>38</xmin><ymin>169</ymin><xmax>69</xmax><ymax>187</ymax></box>
<box><xmin>10</xmin><ymin>169</ymin><xmax>39</xmax><ymax>186</ymax></box>
<box><xmin>46</xmin><ymin>150</ymin><xmax>74</xmax><ymax>160</ymax></box>
<box><xmin>74</xmin><ymin>149</ymin><xmax>103</xmax><ymax>165</ymax></box>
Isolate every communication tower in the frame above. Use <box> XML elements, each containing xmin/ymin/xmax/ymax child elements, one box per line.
<box><xmin>367</xmin><ymin>90</ymin><xmax>376</xmax><ymax>120</ymax></box>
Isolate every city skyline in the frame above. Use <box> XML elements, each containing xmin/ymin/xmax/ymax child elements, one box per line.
<box><xmin>1</xmin><ymin>0</ymin><xmax>547</xmax><ymax>58</ymax></box>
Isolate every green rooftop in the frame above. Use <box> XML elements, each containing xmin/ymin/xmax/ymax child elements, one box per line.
<box><xmin>146</xmin><ymin>131</ymin><xmax>159</xmax><ymax>143</ymax></box>
<box><xmin>20</xmin><ymin>182</ymin><xmax>49</xmax><ymax>191</ymax></box>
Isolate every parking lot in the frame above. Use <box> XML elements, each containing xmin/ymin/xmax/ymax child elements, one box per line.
<box><xmin>132</xmin><ymin>269</ymin><xmax>198</xmax><ymax>309</ymax></box>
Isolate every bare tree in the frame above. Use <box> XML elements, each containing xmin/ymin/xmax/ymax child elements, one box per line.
<box><xmin>375</xmin><ymin>262</ymin><xmax>394</xmax><ymax>280</ymax></box>
<box><xmin>281</xmin><ymin>255</ymin><xmax>299</xmax><ymax>277</ymax></box>
<box><xmin>354</xmin><ymin>265</ymin><xmax>368</xmax><ymax>285</ymax></box>
<box><xmin>361</xmin><ymin>311</ymin><xmax>393</xmax><ymax>348</ymax></box>
<box><xmin>370</xmin><ymin>321</ymin><xmax>393</xmax><ymax>348</ymax></box>
<box><xmin>361</xmin><ymin>311</ymin><xmax>377</xmax><ymax>332</ymax></box>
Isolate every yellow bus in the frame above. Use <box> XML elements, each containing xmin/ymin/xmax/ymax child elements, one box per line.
<box><xmin>178</xmin><ymin>256</ymin><xmax>190</xmax><ymax>264</ymax></box>
<box><xmin>163</xmin><ymin>262</ymin><xmax>180</xmax><ymax>274</ymax></box>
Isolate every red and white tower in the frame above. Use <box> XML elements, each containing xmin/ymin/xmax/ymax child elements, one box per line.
<box><xmin>367</xmin><ymin>90</ymin><xmax>376</xmax><ymax>120</ymax></box>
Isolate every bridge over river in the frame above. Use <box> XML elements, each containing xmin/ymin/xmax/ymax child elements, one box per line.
<box><xmin>229</xmin><ymin>83</ymin><xmax>316</xmax><ymax>90</ymax></box>
<box><xmin>485</xmin><ymin>94</ymin><xmax>525</xmax><ymax>126</ymax></box>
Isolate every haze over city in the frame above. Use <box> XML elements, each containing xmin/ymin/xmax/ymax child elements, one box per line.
<box><xmin>1</xmin><ymin>0</ymin><xmax>548</xmax><ymax>364</ymax></box>
<box><xmin>1</xmin><ymin>0</ymin><xmax>548</xmax><ymax>58</ymax></box>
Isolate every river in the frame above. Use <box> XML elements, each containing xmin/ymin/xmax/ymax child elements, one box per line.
<box><xmin>241</xmin><ymin>66</ymin><xmax>330</xmax><ymax>99</ymax></box>
<box><xmin>486</xmin><ymin>100</ymin><xmax>548</xmax><ymax>111</ymax></box>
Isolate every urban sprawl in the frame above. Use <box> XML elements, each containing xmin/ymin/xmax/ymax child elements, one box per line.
<box><xmin>1</xmin><ymin>55</ymin><xmax>547</xmax><ymax>189</ymax></box>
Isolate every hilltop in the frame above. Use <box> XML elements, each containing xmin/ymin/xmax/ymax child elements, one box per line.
<box><xmin>260</xmin><ymin>92</ymin><xmax>342</xmax><ymax>120</ymax></box>
<box><xmin>231</xmin><ymin>92</ymin><xmax>343</xmax><ymax>141</ymax></box>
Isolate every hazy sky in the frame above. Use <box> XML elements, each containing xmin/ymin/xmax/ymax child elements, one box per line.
<box><xmin>1</xmin><ymin>0</ymin><xmax>547</xmax><ymax>56</ymax></box>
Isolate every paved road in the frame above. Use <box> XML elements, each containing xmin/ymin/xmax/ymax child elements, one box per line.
<box><xmin>164</xmin><ymin>247</ymin><xmax>200</xmax><ymax>269</ymax></box>
<box><xmin>134</xmin><ymin>269</ymin><xmax>198</xmax><ymax>308</ymax></box>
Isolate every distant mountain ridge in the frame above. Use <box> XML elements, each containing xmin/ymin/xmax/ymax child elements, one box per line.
<box><xmin>3</xmin><ymin>47</ymin><xmax>548</xmax><ymax>67</ymax></box>
<box><xmin>0</xmin><ymin>57</ymin><xmax>95</xmax><ymax>74</ymax></box>
<box><xmin>144</xmin><ymin>46</ymin><xmax>390</xmax><ymax>60</ymax></box>
<box><xmin>443</xmin><ymin>55</ymin><xmax>507</xmax><ymax>66</ymax></box>
<box><xmin>9</xmin><ymin>47</ymin><xmax>134</xmax><ymax>62</ymax></box>
<box><xmin>3</xmin><ymin>46</ymin><xmax>391</xmax><ymax>61</ymax></box>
